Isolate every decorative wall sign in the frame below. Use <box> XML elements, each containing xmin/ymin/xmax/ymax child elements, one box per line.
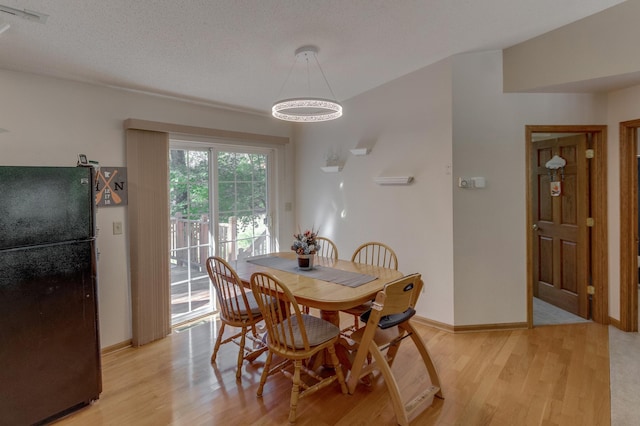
<box><xmin>95</xmin><ymin>167</ymin><xmax>127</xmax><ymax>207</ymax></box>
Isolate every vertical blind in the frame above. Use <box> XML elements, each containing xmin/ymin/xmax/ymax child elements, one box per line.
<box><xmin>126</xmin><ymin>129</ymin><xmax>171</xmax><ymax>346</ymax></box>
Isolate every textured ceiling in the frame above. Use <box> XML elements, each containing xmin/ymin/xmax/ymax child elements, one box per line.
<box><xmin>0</xmin><ymin>0</ymin><xmax>627</xmax><ymax>116</ymax></box>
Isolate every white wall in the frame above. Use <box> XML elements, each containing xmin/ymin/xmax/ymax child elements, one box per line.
<box><xmin>4</xmin><ymin>50</ymin><xmax>636</xmax><ymax>338</ymax></box>
<box><xmin>294</xmin><ymin>59</ymin><xmax>456</xmax><ymax>324</ymax></box>
<box><xmin>606</xmin><ymin>84</ymin><xmax>640</xmax><ymax>320</ymax></box>
<box><xmin>503</xmin><ymin>0</ymin><xmax>640</xmax><ymax>92</ymax></box>
<box><xmin>294</xmin><ymin>51</ymin><xmax>609</xmax><ymax>327</ymax></box>
<box><xmin>452</xmin><ymin>51</ymin><xmax>606</xmax><ymax>325</ymax></box>
<box><xmin>502</xmin><ymin>0</ymin><xmax>640</xmax><ymax>323</ymax></box>
<box><xmin>0</xmin><ymin>69</ymin><xmax>293</xmax><ymax>347</ymax></box>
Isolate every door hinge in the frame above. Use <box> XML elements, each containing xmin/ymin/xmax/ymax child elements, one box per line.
<box><xmin>587</xmin><ymin>285</ymin><xmax>595</xmax><ymax>295</ymax></box>
<box><xmin>586</xmin><ymin>149</ymin><xmax>595</xmax><ymax>159</ymax></box>
<box><xmin>586</xmin><ymin>217</ymin><xmax>594</xmax><ymax>227</ymax></box>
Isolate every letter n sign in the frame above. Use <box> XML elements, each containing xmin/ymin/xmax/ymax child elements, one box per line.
<box><xmin>95</xmin><ymin>167</ymin><xmax>128</xmax><ymax>207</ymax></box>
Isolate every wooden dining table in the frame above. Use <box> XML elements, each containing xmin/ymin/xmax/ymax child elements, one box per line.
<box><xmin>233</xmin><ymin>251</ymin><xmax>404</xmax><ymax>370</ymax></box>
<box><xmin>233</xmin><ymin>251</ymin><xmax>404</xmax><ymax>326</ymax></box>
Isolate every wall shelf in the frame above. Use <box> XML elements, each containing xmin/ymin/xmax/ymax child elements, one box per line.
<box><xmin>373</xmin><ymin>176</ymin><xmax>413</xmax><ymax>185</ymax></box>
<box><xmin>350</xmin><ymin>148</ymin><xmax>371</xmax><ymax>156</ymax></box>
<box><xmin>321</xmin><ymin>165</ymin><xmax>342</xmax><ymax>173</ymax></box>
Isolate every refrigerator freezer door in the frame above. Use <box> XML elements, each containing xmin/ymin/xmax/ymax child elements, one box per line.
<box><xmin>0</xmin><ymin>240</ymin><xmax>101</xmax><ymax>425</ymax></box>
<box><xmin>0</xmin><ymin>166</ymin><xmax>95</xmax><ymax>250</ymax></box>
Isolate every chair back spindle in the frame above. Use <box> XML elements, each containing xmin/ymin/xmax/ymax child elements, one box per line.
<box><xmin>351</xmin><ymin>241</ymin><xmax>398</xmax><ymax>270</ymax></box>
<box><xmin>316</xmin><ymin>236</ymin><xmax>339</xmax><ymax>260</ymax></box>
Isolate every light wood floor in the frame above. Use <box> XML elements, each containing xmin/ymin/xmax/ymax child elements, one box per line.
<box><xmin>54</xmin><ymin>317</ymin><xmax>610</xmax><ymax>426</ymax></box>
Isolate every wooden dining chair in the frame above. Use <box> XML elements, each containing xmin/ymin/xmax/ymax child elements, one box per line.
<box><xmin>342</xmin><ymin>242</ymin><xmax>399</xmax><ymax>333</ymax></box>
<box><xmin>205</xmin><ymin>256</ymin><xmax>268</xmax><ymax>379</ymax></box>
<box><xmin>351</xmin><ymin>241</ymin><xmax>398</xmax><ymax>269</ymax></box>
<box><xmin>347</xmin><ymin>273</ymin><xmax>442</xmax><ymax>426</ymax></box>
<box><xmin>250</xmin><ymin>271</ymin><xmax>348</xmax><ymax>424</ymax></box>
<box><xmin>316</xmin><ymin>236</ymin><xmax>339</xmax><ymax>260</ymax></box>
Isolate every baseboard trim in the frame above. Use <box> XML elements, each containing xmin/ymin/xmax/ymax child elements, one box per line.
<box><xmin>452</xmin><ymin>322</ymin><xmax>528</xmax><ymax>333</ymax></box>
<box><xmin>101</xmin><ymin>339</ymin><xmax>133</xmax><ymax>355</ymax></box>
<box><xmin>413</xmin><ymin>316</ymin><xmax>455</xmax><ymax>332</ymax></box>
<box><xmin>414</xmin><ymin>316</ymin><xmax>528</xmax><ymax>333</ymax></box>
<box><xmin>608</xmin><ymin>316</ymin><xmax>622</xmax><ymax>329</ymax></box>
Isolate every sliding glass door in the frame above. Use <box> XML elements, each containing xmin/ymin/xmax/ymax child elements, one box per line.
<box><xmin>169</xmin><ymin>143</ymin><xmax>273</xmax><ymax>326</ymax></box>
<box><xmin>215</xmin><ymin>150</ymin><xmax>272</xmax><ymax>262</ymax></box>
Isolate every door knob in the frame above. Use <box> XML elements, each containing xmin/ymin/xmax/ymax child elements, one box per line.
<box><xmin>532</xmin><ymin>224</ymin><xmax>539</xmax><ymax>231</ymax></box>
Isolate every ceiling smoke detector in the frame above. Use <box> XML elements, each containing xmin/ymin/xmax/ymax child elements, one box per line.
<box><xmin>0</xmin><ymin>4</ymin><xmax>48</xmax><ymax>24</ymax></box>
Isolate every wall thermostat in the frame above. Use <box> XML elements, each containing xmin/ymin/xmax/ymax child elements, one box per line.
<box><xmin>471</xmin><ymin>177</ymin><xmax>486</xmax><ymax>188</ymax></box>
<box><xmin>458</xmin><ymin>176</ymin><xmax>486</xmax><ymax>189</ymax></box>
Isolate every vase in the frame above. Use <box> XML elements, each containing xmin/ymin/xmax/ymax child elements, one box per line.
<box><xmin>297</xmin><ymin>254</ymin><xmax>315</xmax><ymax>270</ymax></box>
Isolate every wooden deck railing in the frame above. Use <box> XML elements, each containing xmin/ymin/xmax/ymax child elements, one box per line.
<box><xmin>170</xmin><ymin>213</ymin><xmax>269</xmax><ymax>270</ymax></box>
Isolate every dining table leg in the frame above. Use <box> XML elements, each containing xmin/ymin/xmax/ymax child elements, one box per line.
<box><xmin>317</xmin><ymin>309</ymin><xmax>353</xmax><ymax>373</ymax></box>
<box><xmin>320</xmin><ymin>309</ymin><xmax>340</xmax><ymax>327</ymax></box>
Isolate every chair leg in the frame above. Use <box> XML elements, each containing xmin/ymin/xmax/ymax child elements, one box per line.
<box><xmin>369</xmin><ymin>345</ymin><xmax>410</xmax><ymax>426</ymax></box>
<box><xmin>211</xmin><ymin>323</ymin><xmax>226</xmax><ymax>363</ymax></box>
<box><xmin>403</xmin><ymin>323</ymin><xmax>443</xmax><ymax>399</ymax></box>
<box><xmin>327</xmin><ymin>345</ymin><xmax>348</xmax><ymax>394</ymax></box>
<box><xmin>385</xmin><ymin>329</ymin><xmax>407</xmax><ymax>368</ymax></box>
<box><xmin>347</xmin><ymin>320</ymin><xmax>379</xmax><ymax>394</ymax></box>
<box><xmin>257</xmin><ymin>350</ymin><xmax>273</xmax><ymax>397</ymax></box>
<box><xmin>288</xmin><ymin>360</ymin><xmax>302</xmax><ymax>424</ymax></box>
<box><xmin>235</xmin><ymin>327</ymin><xmax>248</xmax><ymax>380</ymax></box>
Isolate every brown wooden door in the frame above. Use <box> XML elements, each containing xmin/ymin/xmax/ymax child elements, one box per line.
<box><xmin>530</xmin><ymin>134</ymin><xmax>589</xmax><ymax>318</ymax></box>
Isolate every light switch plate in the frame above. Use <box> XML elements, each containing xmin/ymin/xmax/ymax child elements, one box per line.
<box><xmin>113</xmin><ymin>221</ymin><xmax>123</xmax><ymax>235</ymax></box>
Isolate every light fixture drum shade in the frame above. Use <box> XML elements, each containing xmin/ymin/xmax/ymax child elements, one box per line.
<box><xmin>272</xmin><ymin>98</ymin><xmax>342</xmax><ymax>122</ymax></box>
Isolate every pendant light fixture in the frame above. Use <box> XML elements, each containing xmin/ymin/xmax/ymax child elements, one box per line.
<box><xmin>272</xmin><ymin>46</ymin><xmax>342</xmax><ymax>122</ymax></box>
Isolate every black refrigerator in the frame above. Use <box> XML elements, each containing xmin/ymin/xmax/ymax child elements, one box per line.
<box><xmin>0</xmin><ymin>166</ymin><xmax>102</xmax><ymax>425</ymax></box>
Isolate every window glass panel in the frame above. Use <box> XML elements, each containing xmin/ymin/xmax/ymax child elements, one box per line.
<box><xmin>169</xmin><ymin>143</ymin><xmax>274</xmax><ymax>326</ymax></box>
<box><xmin>169</xmin><ymin>148</ymin><xmax>212</xmax><ymax>326</ymax></box>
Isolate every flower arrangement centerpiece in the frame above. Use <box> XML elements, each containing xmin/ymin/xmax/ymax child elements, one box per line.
<box><xmin>291</xmin><ymin>228</ymin><xmax>321</xmax><ymax>270</ymax></box>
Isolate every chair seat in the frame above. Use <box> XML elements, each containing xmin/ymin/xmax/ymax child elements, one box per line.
<box><xmin>360</xmin><ymin>307</ymin><xmax>416</xmax><ymax>329</ymax></box>
<box><xmin>218</xmin><ymin>292</ymin><xmax>260</xmax><ymax>320</ymax></box>
<box><xmin>223</xmin><ymin>291</ymin><xmax>275</xmax><ymax>321</ymax></box>
<box><xmin>341</xmin><ymin>301</ymin><xmax>372</xmax><ymax>336</ymax></box>
<box><xmin>276</xmin><ymin>314</ymin><xmax>340</xmax><ymax>349</ymax></box>
<box><xmin>350</xmin><ymin>323</ymin><xmax>403</xmax><ymax>346</ymax></box>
